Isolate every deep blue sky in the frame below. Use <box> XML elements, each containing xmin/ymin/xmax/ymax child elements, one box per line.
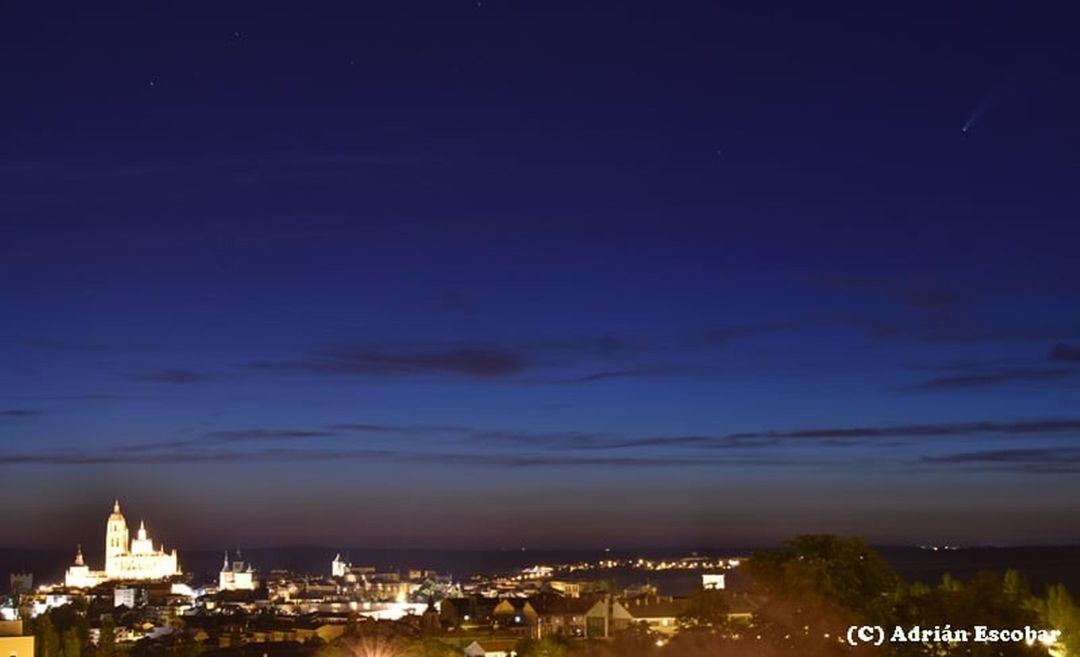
<box><xmin>3</xmin><ymin>2</ymin><xmax>1080</xmax><ymax>550</ymax></box>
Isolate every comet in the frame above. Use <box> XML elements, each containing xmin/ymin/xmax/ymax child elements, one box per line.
<box><xmin>961</xmin><ymin>78</ymin><xmax>1011</xmax><ymax>134</ymax></box>
<box><xmin>962</xmin><ymin>94</ymin><xmax>996</xmax><ymax>134</ymax></box>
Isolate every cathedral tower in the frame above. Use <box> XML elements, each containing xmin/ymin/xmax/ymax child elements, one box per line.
<box><xmin>105</xmin><ymin>500</ymin><xmax>129</xmax><ymax>578</ymax></box>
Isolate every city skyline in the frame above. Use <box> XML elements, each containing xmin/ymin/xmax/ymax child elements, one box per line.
<box><xmin>4</xmin><ymin>2</ymin><xmax>1080</xmax><ymax>548</ymax></box>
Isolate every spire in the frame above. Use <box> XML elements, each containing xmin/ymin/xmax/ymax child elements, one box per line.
<box><xmin>75</xmin><ymin>544</ymin><xmax>85</xmax><ymax>566</ymax></box>
<box><xmin>114</xmin><ymin>500</ymin><xmax>120</xmax><ymax>513</ymax></box>
<box><xmin>138</xmin><ymin>520</ymin><xmax>147</xmax><ymax>541</ymax></box>
<box><xmin>223</xmin><ymin>550</ymin><xmax>230</xmax><ymax>569</ymax></box>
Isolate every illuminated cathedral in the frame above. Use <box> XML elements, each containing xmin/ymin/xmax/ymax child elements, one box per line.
<box><xmin>65</xmin><ymin>501</ymin><xmax>181</xmax><ymax>588</ymax></box>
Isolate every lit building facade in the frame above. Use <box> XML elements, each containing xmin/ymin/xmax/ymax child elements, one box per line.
<box><xmin>219</xmin><ymin>550</ymin><xmax>258</xmax><ymax>591</ymax></box>
<box><xmin>331</xmin><ymin>553</ymin><xmax>347</xmax><ymax>578</ymax></box>
<box><xmin>701</xmin><ymin>573</ymin><xmax>726</xmax><ymax>590</ymax></box>
<box><xmin>64</xmin><ymin>545</ymin><xmax>107</xmax><ymax>588</ymax></box>
<box><xmin>65</xmin><ymin>501</ymin><xmax>181</xmax><ymax>587</ymax></box>
<box><xmin>0</xmin><ymin>620</ymin><xmax>35</xmax><ymax>657</ymax></box>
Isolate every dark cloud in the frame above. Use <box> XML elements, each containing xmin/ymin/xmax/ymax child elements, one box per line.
<box><xmin>201</xmin><ymin>417</ymin><xmax>1080</xmax><ymax>453</ymax></box>
<box><xmin>923</xmin><ymin>447</ymin><xmax>1079</xmax><ymax>464</ymax></box>
<box><xmin>241</xmin><ymin>331</ymin><xmax>665</xmax><ymax>383</ymax></box>
<box><xmin>543</xmin><ymin>365</ymin><xmax>683</xmax><ymax>384</ymax></box>
<box><xmin>849</xmin><ymin>314</ymin><xmax>1080</xmax><ymax>344</ymax></box>
<box><xmin>248</xmin><ymin>345</ymin><xmax>526</xmax><ymax>378</ymax></box>
<box><xmin>402</xmin><ymin>451</ymin><xmax>752</xmax><ymax>469</ymax></box>
<box><xmin>532</xmin><ymin>336</ymin><xmax>626</xmax><ymax>357</ymax></box>
<box><xmin>121</xmin><ymin>428</ymin><xmax>340</xmax><ymax>452</ymax></box>
<box><xmin>897</xmin><ymin>286</ymin><xmax>965</xmax><ymax>312</ymax></box>
<box><xmin>0</xmin><ymin>451</ymin><xmax>234</xmax><ymax>465</ymax></box>
<box><xmin>851</xmin><ymin>317</ymin><xmax>978</xmax><ymax>342</ymax></box>
<box><xmin>486</xmin><ymin>430</ymin><xmax>612</xmax><ymax>448</ymax></box>
<box><xmin>133</xmin><ymin>423</ymin><xmax>744</xmax><ymax>453</ymax></box>
<box><xmin>810</xmin><ymin>278</ymin><xmax>1076</xmax><ymax>344</ymax></box>
<box><xmin>729</xmin><ymin>418</ymin><xmax>1080</xmax><ymax>441</ymax></box>
<box><xmin>19</xmin><ymin>393</ymin><xmax>131</xmax><ymax>401</ymax></box>
<box><xmin>912</xmin><ymin>367</ymin><xmax>1076</xmax><ymax>390</ymax></box>
<box><xmin>19</xmin><ymin>337</ymin><xmax>141</xmax><ymax>353</ymax></box>
<box><xmin>205</xmin><ymin>428</ymin><xmax>337</xmax><ymax>442</ymax></box>
<box><xmin>111</xmin><ymin>417</ymin><xmax>1080</xmax><ymax>463</ymax></box>
<box><xmin>243</xmin><ymin>331</ymin><xmax>677</xmax><ymax>382</ymax></box>
<box><xmin>328</xmin><ymin>423</ymin><xmax>405</xmax><ymax>433</ymax></box>
<box><xmin>703</xmin><ymin>322</ymin><xmax>804</xmax><ymax>344</ymax></box>
<box><xmin>331</xmin><ymin>424</ymin><xmax>629</xmax><ymax>452</ymax></box>
<box><xmin>921</xmin><ymin>448</ymin><xmax>1080</xmax><ymax>474</ymax></box>
<box><xmin>701</xmin><ymin>314</ymin><xmax>1080</xmax><ymax>347</ymax></box>
<box><xmin>1050</xmin><ymin>342</ymin><xmax>1080</xmax><ymax>362</ymax></box>
<box><xmin>435</xmin><ymin>290</ymin><xmax>476</xmax><ymax>313</ymax></box>
<box><xmin>818</xmin><ymin>277</ymin><xmax>965</xmax><ymax>310</ymax></box>
<box><xmin>551</xmin><ymin>370</ymin><xmax>642</xmax><ymax>384</ymax></box>
<box><xmin>0</xmin><ymin>409</ymin><xmax>41</xmax><ymax>418</ymax></box>
<box><xmin>565</xmin><ymin>435</ymin><xmax>780</xmax><ymax>450</ymax></box>
<box><xmin>127</xmin><ymin>369</ymin><xmax>221</xmax><ymax>384</ymax></box>
<box><xmin>13</xmin><ymin>415</ymin><xmax>1080</xmax><ymax>473</ymax></box>
<box><xmin>0</xmin><ymin>446</ymin><xmax>800</xmax><ymax>469</ymax></box>
<box><xmin>367</xmin><ymin>425</ymin><xmax>607</xmax><ymax>447</ymax></box>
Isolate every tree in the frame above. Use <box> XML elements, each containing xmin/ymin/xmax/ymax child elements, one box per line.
<box><xmin>335</xmin><ymin>635</ymin><xmax>409</xmax><ymax>657</ymax></box>
<box><xmin>1002</xmin><ymin>569</ymin><xmax>1031</xmax><ymax>600</ymax></box>
<box><xmin>515</xmin><ymin>637</ymin><xmax>570</xmax><ymax>657</ymax></box>
<box><xmin>749</xmin><ymin>534</ymin><xmax>902</xmax><ymax>621</ymax></box>
<box><xmin>73</xmin><ymin>615</ymin><xmax>91</xmax><ymax>656</ymax></box>
<box><xmin>1043</xmin><ymin>584</ymin><xmax>1080</xmax><ymax>657</ymax></box>
<box><xmin>165</xmin><ymin>635</ymin><xmax>202</xmax><ymax>657</ymax></box>
<box><xmin>97</xmin><ymin>616</ymin><xmax>116</xmax><ymax>657</ymax></box>
<box><xmin>227</xmin><ymin>625</ymin><xmax>243</xmax><ymax>650</ymax></box>
<box><xmin>573</xmin><ymin>627</ymin><xmax>657</xmax><ymax>657</ymax></box>
<box><xmin>404</xmin><ymin>637</ymin><xmax>458</xmax><ymax>657</ymax></box>
<box><xmin>746</xmin><ymin>534</ymin><xmax>902</xmax><ymax>654</ymax></box>
<box><xmin>678</xmin><ymin>587</ymin><xmax>730</xmax><ymax>629</ymax></box>
<box><xmin>892</xmin><ymin>571</ymin><xmax>1042</xmax><ymax>657</ymax></box>
<box><xmin>939</xmin><ymin>573</ymin><xmax>962</xmax><ymax>593</ymax></box>
<box><xmin>36</xmin><ymin>615</ymin><xmax>61</xmax><ymax>657</ymax></box>
<box><xmin>62</xmin><ymin>627</ymin><xmax>82</xmax><ymax>657</ymax></box>
<box><xmin>317</xmin><ymin>624</ymin><xmax>421</xmax><ymax>657</ymax></box>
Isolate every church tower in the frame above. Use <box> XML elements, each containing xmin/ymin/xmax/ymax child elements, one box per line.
<box><xmin>105</xmin><ymin>500</ymin><xmax>129</xmax><ymax>577</ymax></box>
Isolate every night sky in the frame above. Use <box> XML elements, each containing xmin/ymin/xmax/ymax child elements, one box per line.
<box><xmin>3</xmin><ymin>2</ymin><xmax>1080</xmax><ymax>550</ymax></box>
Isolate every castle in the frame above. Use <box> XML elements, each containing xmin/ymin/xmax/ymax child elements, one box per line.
<box><xmin>65</xmin><ymin>501</ymin><xmax>181</xmax><ymax>588</ymax></box>
<box><xmin>219</xmin><ymin>550</ymin><xmax>258</xmax><ymax>591</ymax></box>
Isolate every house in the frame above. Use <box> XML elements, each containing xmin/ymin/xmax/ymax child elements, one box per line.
<box><xmin>114</xmin><ymin>586</ymin><xmax>145</xmax><ymax>609</ymax></box>
<box><xmin>463</xmin><ymin>638</ymin><xmax>518</xmax><ymax>656</ymax></box>
<box><xmin>527</xmin><ymin>593</ymin><xmax>594</xmax><ymax>638</ymax></box>
<box><xmin>623</xmin><ymin>596</ymin><xmax>688</xmax><ymax>635</ymax></box>
<box><xmin>440</xmin><ymin>596</ymin><xmax>500</xmax><ymax>628</ymax></box>
<box><xmin>492</xmin><ymin>599</ymin><xmax>536</xmax><ymax>629</ymax></box>
<box><xmin>584</xmin><ymin>596</ymin><xmax>634</xmax><ymax>638</ymax></box>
